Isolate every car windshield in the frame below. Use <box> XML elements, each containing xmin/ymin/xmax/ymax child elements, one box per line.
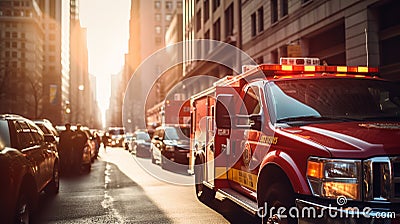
<box><xmin>267</xmin><ymin>78</ymin><xmax>400</xmax><ymax>124</ymax></box>
<box><xmin>0</xmin><ymin>120</ymin><xmax>10</xmax><ymax>149</ymax></box>
<box><xmin>136</xmin><ymin>132</ymin><xmax>150</xmax><ymax>141</ymax></box>
<box><xmin>109</xmin><ymin>128</ymin><xmax>125</xmax><ymax>135</ymax></box>
<box><xmin>164</xmin><ymin>127</ymin><xmax>189</xmax><ymax>140</ymax></box>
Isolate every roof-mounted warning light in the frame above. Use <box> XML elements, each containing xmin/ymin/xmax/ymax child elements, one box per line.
<box><xmin>280</xmin><ymin>57</ymin><xmax>320</xmax><ymax>66</ymax></box>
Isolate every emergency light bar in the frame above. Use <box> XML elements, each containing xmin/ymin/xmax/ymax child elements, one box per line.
<box><xmin>280</xmin><ymin>57</ymin><xmax>320</xmax><ymax>66</ymax></box>
<box><xmin>259</xmin><ymin>64</ymin><xmax>378</xmax><ymax>74</ymax></box>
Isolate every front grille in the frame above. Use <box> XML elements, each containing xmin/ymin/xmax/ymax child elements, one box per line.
<box><xmin>364</xmin><ymin>157</ymin><xmax>400</xmax><ymax>202</ymax></box>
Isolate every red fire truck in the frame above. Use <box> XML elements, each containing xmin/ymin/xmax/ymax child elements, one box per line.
<box><xmin>190</xmin><ymin>58</ymin><xmax>400</xmax><ymax>223</ymax></box>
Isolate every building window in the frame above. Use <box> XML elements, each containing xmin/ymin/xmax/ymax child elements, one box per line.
<box><xmin>155</xmin><ymin>37</ymin><xmax>162</xmax><ymax>44</ymax></box>
<box><xmin>196</xmin><ymin>10</ymin><xmax>201</xmax><ymax>32</ymax></box>
<box><xmin>5</xmin><ymin>51</ymin><xmax>10</xmax><ymax>57</ymax></box>
<box><xmin>21</xmin><ymin>33</ymin><xmax>25</xmax><ymax>39</ymax></box>
<box><xmin>49</xmin><ymin>45</ymin><xmax>55</xmax><ymax>51</ymax></box>
<box><xmin>251</xmin><ymin>13</ymin><xmax>256</xmax><ymax>37</ymax></box>
<box><xmin>271</xmin><ymin>49</ymin><xmax>278</xmax><ymax>64</ymax></box>
<box><xmin>12</xmin><ymin>32</ymin><xmax>18</xmax><ymax>38</ymax></box>
<box><xmin>281</xmin><ymin>0</ymin><xmax>288</xmax><ymax>17</ymax></box>
<box><xmin>271</xmin><ymin>0</ymin><xmax>278</xmax><ymax>24</ymax></box>
<box><xmin>21</xmin><ymin>52</ymin><xmax>25</xmax><ymax>59</ymax></box>
<box><xmin>5</xmin><ymin>42</ymin><xmax>10</xmax><ymax>48</ymax></box>
<box><xmin>155</xmin><ymin>1</ymin><xmax>161</xmax><ymax>9</ymax></box>
<box><xmin>213</xmin><ymin>18</ymin><xmax>220</xmax><ymax>41</ymax></box>
<box><xmin>213</xmin><ymin>0</ymin><xmax>220</xmax><ymax>12</ymax></box>
<box><xmin>49</xmin><ymin>34</ymin><xmax>55</xmax><ymax>40</ymax></box>
<box><xmin>155</xmin><ymin>13</ymin><xmax>161</xmax><ymax>22</ymax></box>
<box><xmin>49</xmin><ymin>56</ymin><xmax>55</xmax><ymax>62</ymax></box>
<box><xmin>205</xmin><ymin>30</ymin><xmax>210</xmax><ymax>53</ymax></box>
<box><xmin>155</xmin><ymin>26</ymin><xmax>161</xmax><ymax>34</ymax></box>
<box><xmin>166</xmin><ymin>1</ymin><xmax>172</xmax><ymax>10</ymax></box>
<box><xmin>21</xmin><ymin>43</ymin><xmax>25</xmax><ymax>49</ymax></box>
<box><xmin>258</xmin><ymin>7</ymin><xmax>264</xmax><ymax>32</ymax></box>
<box><xmin>204</xmin><ymin>0</ymin><xmax>210</xmax><ymax>22</ymax></box>
<box><xmin>12</xmin><ymin>42</ymin><xmax>17</xmax><ymax>48</ymax></box>
<box><xmin>177</xmin><ymin>1</ymin><xmax>182</xmax><ymax>8</ymax></box>
<box><xmin>225</xmin><ymin>3</ymin><xmax>234</xmax><ymax>37</ymax></box>
<box><xmin>166</xmin><ymin>13</ymin><xmax>172</xmax><ymax>21</ymax></box>
<box><xmin>5</xmin><ymin>32</ymin><xmax>10</xmax><ymax>38</ymax></box>
<box><xmin>12</xmin><ymin>51</ymin><xmax>17</xmax><ymax>58</ymax></box>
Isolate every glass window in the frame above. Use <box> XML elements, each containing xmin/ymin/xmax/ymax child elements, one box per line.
<box><xmin>258</xmin><ymin>7</ymin><xmax>264</xmax><ymax>32</ymax></box>
<box><xmin>196</xmin><ymin>9</ymin><xmax>201</xmax><ymax>32</ymax></box>
<box><xmin>267</xmin><ymin>79</ymin><xmax>400</xmax><ymax>123</ymax></box>
<box><xmin>281</xmin><ymin>0</ymin><xmax>288</xmax><ymax>17</ymax></box>
<box><xmin>15</xmin><ymin>121</ymin><xmax>34</xmax><ymax>149</ymax></box>
<box><xmin>0</xmin><ymin>120</ymin><xmax>11</xmax><ymax>149</ymax></box>
<box><xmin>213</xmin><ymin>0</ymin><xmax>220</xmax><ymax>12</ymax></box>
<box><xmin>240</xmin><ymin>86</ymin><xmax>261</xmax><ymax>115</ymax></box>
<box><xmin>251</xmin><ymin>13</ymin><xmax>256</xmax><ymax>37</ymax></box>
<box><xmin>165</xmin><ymin>13</ymin><xmax>172</xmax><ymax>21</ymax></box>
<box><xmin>155</xmin><ymin>13</ymin><xmax>161</xmax><ymax>22</ymax></box>
<box><xmin>271</xmin><ymin>0</ymin><xmax>278</xmax><ymax>23</ymax></box>
<box><xmin>154</xmin><ymin>1</ymin><xmax>161</xmax><ymax>9</ymax></box>
<box><xmin>225</xmin><ymin>3</ymin><xmax>234</xmax><ymax>37</ymax></box>
<box><xmin>166</xmin><ymin>1</ymin><xmax>172</xmax><ymax>10</ymax></box>
<box><xmin>155</xmin><ymin>26</ymin><xmax>161</xmax><ymax>34</ymax></box>
<box><xmin>204</xmin><ymin>0</ymin><xmax>209</xmax><ymax>22</ymax></box>
<box><xmin>213</xmin><ymin>18</ymin><xmax>220</xmax><ymax>40</ymax></box>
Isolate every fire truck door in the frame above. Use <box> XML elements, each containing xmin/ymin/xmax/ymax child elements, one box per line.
<box><xmin>227</xmin><ymin>85</ymin><xmax>262</xmax><ymax>192</ymax></box>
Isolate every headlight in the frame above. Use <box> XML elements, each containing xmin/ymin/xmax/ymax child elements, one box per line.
<box><xmin>307</xmin><ymin>157</ymin><xmax>361</xmax><ymax>200</ymax></box>
<box><xmin>165</xmin><ymin>145</ymin><xmax>175</xmax><ymax>152</ymax></box>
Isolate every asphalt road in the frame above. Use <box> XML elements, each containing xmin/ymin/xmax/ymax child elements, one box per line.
<box><xmin>35</xmin><ymin>146</ymin><xmax>257</xmax><ymax>224</ymax></box>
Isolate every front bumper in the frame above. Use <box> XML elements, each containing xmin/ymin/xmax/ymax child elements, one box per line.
<box><xmin>296</xmin><ymin>197</ymin><xmax>400</xmax><ymax>224</ymax></box>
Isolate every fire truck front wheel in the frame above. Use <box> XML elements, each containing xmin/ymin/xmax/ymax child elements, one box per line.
<box><xmin>260</xmin><ymin>182</ymin><xmax>296</xmax><ymax>224</ymax></box>
<box><xmin>194</xmin><ymin>156</ymin><xmax>215</xmax><ymax>203</ymax></box>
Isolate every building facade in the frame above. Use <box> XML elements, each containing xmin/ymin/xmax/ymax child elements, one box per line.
<box><xmin>39</xmin><ymin>0</ymin><xmax>71</xmax><ymax>125</ymax></box>
<box><xmin>241</xmin><ymin>0</ymin><xmax>399</xmax><ymax>81</ymax></box>
<box><xmin>0</xmin><ymin>0</ymin><xmax>44</xmax><ymax>119</ymax></box>
<box><xmin>116</xmin><ymin>0</ymin><xmax>183</xmax><ymax>129</ymax></box>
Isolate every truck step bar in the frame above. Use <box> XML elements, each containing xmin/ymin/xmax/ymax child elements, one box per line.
<box><xmin>217</xmin><ymin>188</ymin><xmax>259</xmax><ymax>215</ymax></box>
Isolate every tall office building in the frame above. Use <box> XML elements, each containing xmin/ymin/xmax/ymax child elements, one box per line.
<box><xmin>117</xmin><ymin>0</ymin><xmax>183</xmax><ymax>129</ymax></box>
<box><xmin>39</xmin><ymin>0</ymin><xmax>71</xmax><ymax>125</ymax></box>
<box><xmin>183</xmin><ymin>0</ymin><xmax>242</xmax><ymax>97</ymax></box>
<box><xmin>0</xmin><ymin>0</ymin><xmax>44</xmax><ymax>118</ymax></box>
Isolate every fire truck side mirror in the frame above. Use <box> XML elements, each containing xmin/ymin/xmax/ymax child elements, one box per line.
<box><xmin>215</xmin><ymin>94</ymin><xmax>234</xmax><ymax>129</ymax></box>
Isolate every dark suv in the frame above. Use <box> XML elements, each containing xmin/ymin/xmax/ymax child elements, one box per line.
<box><xmin>151</xmin><ymin>126</ymin><xmax>190</xmax><ymax>169</ymax></box>
<box><xmin>0</xmin><ymin>114</ymin><xmax>59</xmax><ymax>223</ymax></box>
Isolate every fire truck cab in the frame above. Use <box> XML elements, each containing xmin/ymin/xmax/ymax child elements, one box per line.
<box><xmin>190</xmin><ymin>58</ymin><xmax>400</xmax><ymax>223</ymax></box>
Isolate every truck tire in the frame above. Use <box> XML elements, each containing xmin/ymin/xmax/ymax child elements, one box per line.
<box><xmin>260</xmin><ymin>182</ymin><xmax>296</xmax><ymax>224</ymax></box>
<box><xmin>45</xmin><ymin>163</ymin><xmax>60</xmax><ymax>195</ymax></box>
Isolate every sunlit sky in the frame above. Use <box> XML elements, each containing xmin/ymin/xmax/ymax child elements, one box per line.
<box><xmin>79</xmin><ymin>0</ymin><xmax>131</xmax><ymax>119</ymax></box>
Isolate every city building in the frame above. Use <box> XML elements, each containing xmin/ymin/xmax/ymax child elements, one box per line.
<box><xmin>116</xmin><ymin>0</ymin><xmax>183</xmax><ymax>129</ymax></box>
<box><xmin>183</xmin><ymin>0</ymin><xmax>242</xmax><ymax>98</ymax></box>
<box><xmin>39</xmin><ymin>0</ymin><xmax>71</xmax><ymax>125</ymax></box>
<box><xmin>241</xmin><ymin>0</ymin><xmax>399</xmax><ymax>81</ymax></box>
<box><xmin>0</xmin><ymin>0</ymin><xmax>44</xmax><ymax>119</ymax></box>
<box><xmin>69</xmin><ymin>0</ymin><xmax>95</xmax><ymax>126</ymax></box>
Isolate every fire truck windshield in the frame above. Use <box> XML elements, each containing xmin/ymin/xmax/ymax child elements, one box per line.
<box><xmin>267</xmin><ymin>78</ymin><xmax>400</xmax><ymax>124</ymax></box>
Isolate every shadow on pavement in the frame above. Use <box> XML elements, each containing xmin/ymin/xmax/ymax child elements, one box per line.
<box><xmin>34</xmin><ymin>160</ymin><xmax>173</xmax><ymax>224</ymax></box>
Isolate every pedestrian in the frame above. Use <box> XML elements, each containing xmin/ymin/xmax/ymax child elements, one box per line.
<box><xmin>59</xmin><ymin>123</ymin><xmax>75</xmax><ymax>174</ymax></box>
<box><xmin>73</xmin><ymin>124</ymin><xmax>88</xmax><ymax>173</ymax></box>
<box><xmin>102</xmin><ymin>132</ymin><xmax>108</xmax><ymax>152</ymax></box>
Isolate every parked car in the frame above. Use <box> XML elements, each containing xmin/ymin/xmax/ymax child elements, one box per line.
<box><xmin>151</xmin><ymin>126</ymin><xmax>190</xmax><ymax>169</ymax></box>
<box><xmin>131</xmin><ymin>130</ymin><xmax>151</xmax><ymax>157</ymax></box>
<box><xmin>33</xmin><ymin>119</ymin><xmax>59</xmax><ymax>144</ymax></box>
<box><xmin>0</xmin><ymin>114</ymin><xmax>59</xmax><ymax>223</ymax></box>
